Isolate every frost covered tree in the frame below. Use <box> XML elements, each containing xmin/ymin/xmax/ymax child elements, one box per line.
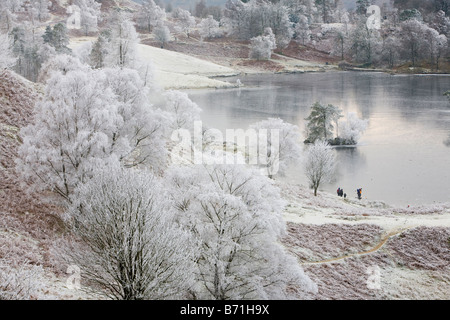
<box><xmin>89</xmin><ymin>30</ymin><xmax>110</xmax><ymax>69</ymax></box>
<box><xmin>223</xmin><ymin>0</ymin><xmax>293</xmax><ymax>45</ymax></box>
<box><xmin>43</xmin><ymin>23</ymin><xmax>71</xmax><ymax>54</ymax></box>
<box><xmin>305</xmin><ymin>102</ymin><xmax>343</xmax><ymax>143</ymax></box>
<box><xmin>380</xmin><ymin>32</ymin><xmax>401</xmax><ymax>68</ymax></box>
<box><xmin>249</xmin><ymin>118</ymin><xmax>302</xmax><ymax>179</ymax></box>
<box><xmin>0</xmin><ymin>0</ymin><xmax>25</xmax><ymax>13</ymax></box>
<box><xmin>270</xmin><ymin>3</ymin><xmax>294</xmax><ymax>50</ymax></box>
<box><xmin>95</xmin><ymin>14</ymin><xmax>154</xmax><ymax>84</ymax></box>
<box><xmin>333</xmin><ymin>29</ymin><xmax>347</xmax><ymax>60</ymax></box>
<box><xmin>36</xmin><ymin>53</ymin><xmax>88</xmax><ymax>83</ymax></box>
<box><xmin>423</xmin><ymin>27</ymin><xmax>448</xmax><ymax>70</ymax></box>
<box><xmin>173</xmin><ymin>8</ymin><xmax>196</xmax><ymax>38</ymax></box>
<box><xmin>222</xmin><ymin>0</ymin><xmax>249</xmax><ymax>38</ymax></box>
<box><xmin>0</xmin><ymin>0</ymin><xmax>25</xmax><ymax>33</ymax></box>
<box><xmin>347</xmin><ymin>20</ymin><xmax>382</xmax><ymax>65</ymax></box>
<box><xmin>105</xmin><ymin>13</ymin><xmax>140</xmax><ymax>69</ymax></box>
<box><xmin>161</xmin><ymin>90</ymin><xmax>202</xmax><ymax>131</ymax></box>
<box><xmin>153</xmin><ymin>21</ymin><xmax>171</xmax><ymax>48</ymax></box>
<box><xmin>399</xmin><ymin>8</ymin><xmax>422</xmax><ymax>22</ymax></box>
<box><xmin>28</xmin><ymin>0</ymin><xmax>51</xmax><ymax>22</ymax></box>
<box><xmin>294</xmin><ymin>14</ymin><xmax>312</xmax><ymax>45</ymax></box>
<box><xmin>17</xmin><ymin>67</ymin><xmax>167</xmax><ymax>203</ymax></box>
<box><xmin>72</xmin><ymin>41</ymin><xmax>93</xmax><ymax>65</ymax></box>
<box><xmin>136</xmin><ymin>0</ymin><xmax>166</xmax><ymax>33</ymax></box>
<box><xmin>430</xmin><ymin>10</ymin><xmax>450</xmax><ymax>36</ymax></box>
<box><xmin>315</xmin><ymin>0</ymin><xmax>334</xmax><ymax>23</ymax></box>
<box><xmin>249</xmin><ymin>27</ymin><xmax>277</xmax><ymax>60</ymax></box>
<box><xmin>339</xmin><ymin>112</ymin><xmax>368</xmax><ymax>145</ymax></box>
<box><xmin>0</xmin><ymin>33</ymin><xmax>16</xmax><ymax>69</ymax></box>
<box><xmin>398</xmin><ymin>18</ymin><xmax>428</xmax><ymax>67</ymax></box>
<box><xmin>166</xmin><ymin>162</ymin><xmax>317</xmax><ymax>299</ymax></box>
<box><xmin>73</xmin><ymin>0</ymin><xmax>102</xmax><ymax>36</ymax></box>
<box><xmin>282</xmin><ymin>0</ymin><xmax>317</xmax><ymax>25</ymax></box>
<box><xmin>65</xmin><ymin>166</ymin><xmax>197</xmax><ymax>300</ymax></box>
<box><xmin>304</xmin><ymin>139</ymin><xmax>335</xmax><ymax>196</ymax></box>
<box><xmin>198</xmin><ymin>15</ymin><xmax>222</xmax><ymax>40</ymax></box>
<box><xmin>356</xmin><ymin>0</ymin><xmax>370</xmax><ymax>15</ymax></box>
<box><xmin>9</xmin><ymin>23</ymin><xmax>55</xmax><ymax>81</ymax></box>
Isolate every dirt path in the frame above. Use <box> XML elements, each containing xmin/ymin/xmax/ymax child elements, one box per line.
<box><xmin>298</xmin><ymin>226</ymin><xmax>413</xmax><ymax>266</ymax></box>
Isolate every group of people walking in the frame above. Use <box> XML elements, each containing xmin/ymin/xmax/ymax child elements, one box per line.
<box><xmin>337</xmin><ymin>187</ymin><xmax>363</xmax><ymax>200</ymax></box>
<box><xmin>336</xmin><ymin>187</ymin><xmax>346</xmax><ymax>198</ymax></box>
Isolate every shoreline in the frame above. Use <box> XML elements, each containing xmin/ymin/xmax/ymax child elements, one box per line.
<box><xmin>70</xmin><ymin>38</ymin><xmax>449</xmax><ymax>91</ymax></box>
<box><xmin>278</xmin><ymin>180</ymin><xmax>450</xmax><ymax>230</ymax></box>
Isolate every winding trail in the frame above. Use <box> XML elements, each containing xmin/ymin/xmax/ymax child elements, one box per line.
<box><xmin>298</xmin><ymin>226</ymin><xmax>413</xmax><ymax>266</ymax></box>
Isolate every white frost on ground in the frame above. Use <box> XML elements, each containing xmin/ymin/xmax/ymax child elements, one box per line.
<box><xmin>68</xmin><ymin>38</ymin><xmax>240</xmax><ymax>90</ymax></box>
<box><xmin>136</xmin><ymin>44</ymin><xmax>239</xmax><ymax>90</ymax></box>
<box><xmin>280</xmin><ymin>181</ymin><xmax>450</xmax><ymax>233</ymax></box>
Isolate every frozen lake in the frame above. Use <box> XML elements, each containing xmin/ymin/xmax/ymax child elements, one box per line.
<box><xmin>184</xmin><ymin>71</ymin><xmax>450</xmax><ymax>207</ymax></box>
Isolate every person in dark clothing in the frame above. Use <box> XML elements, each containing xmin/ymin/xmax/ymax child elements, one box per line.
<box><xmin>337</xmin><ymin>187</ymin><xmax>341</xmax><ymax>196</ymax></box>
<box><xmin>339</xmin><ymin>189</ymin><xmax>344</xmax><ymax>197</ymax></box>
<box><xmin>357</xmin><ymin>188</ymin><xmax>362</xmax><ymax>199</ymax></box>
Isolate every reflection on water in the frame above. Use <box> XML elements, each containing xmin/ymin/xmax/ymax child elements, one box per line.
<box><xmin>445</xmin><ymin>134</ymin><xmax>450</xmax><ymax>147</ymax></box>
<box><xmin>186</xmin><ymin>72</ymin><xmax>450</xmax><ymax>206</ymax></box>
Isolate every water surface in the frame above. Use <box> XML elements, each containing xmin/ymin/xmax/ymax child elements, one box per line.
<box><xmin>185</xmin><ymin>72</ymin><xmax>450</xmax><ymax>206</ymax></box>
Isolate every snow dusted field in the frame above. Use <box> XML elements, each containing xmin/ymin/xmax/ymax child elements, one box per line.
<box><xmin>136</xmin><ymin>44</ymin><xmax>239</xmax><ymax>90</ymax></box>
<box><xmin>69</xmin><ymin>37</ymin><xmax>240</xmax><ymax>90</ymax></box>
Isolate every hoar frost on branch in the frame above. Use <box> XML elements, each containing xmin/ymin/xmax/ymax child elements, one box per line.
<box><xmin>153</xmin><ymin>22</ymin><xmax>171</xmax><ymax>48</ymax></box>
<box><xmin>304</xmin><ymin>139</ymin><xmax>336</xmax><ymax>196</ymax></box>
<box><xmin>16</xmin><ymin>65</ymin><xmax>167</xmax><ymax>203</ymax></box>
<box><xmin>160</xmin><ymin>90</ymin><xmax>202</xmax><ymax>131</ymax></box>
<box><xmin>106</xmin><ymin>15</ymin><xmax>140</xmax><ymax>69</ymax></box>
<box><xmin>165</xmin><ymin>161</ymin><xmax>317</xmax><ymax>299</ymax></box>
<box><xmin>65</xmin><ymin>166</ymin><xmax>197</xmax><ymax>300</ymax></box>
<box><xmin>27</xmin><ymin>0</ymin><xmax>51</xmax><ymax>23</ymax></box>
<box><xmin>0</xmin><ymin>259</ymin><xmax>45</xmax><ymax>300</ymax></box>
<box><xmin>0</xmin><ymin>33</ymin><xmax>16</xmax><ymax>69</ymax></box>
<box><xmin>249</xmin><ymin>117</ymin><xmax>302</xmax><ymax>179</ymax></box>
<box><xmin>249</xmin><ymin>27</ymin><xmax>277</xmax><ymax>60</ymax></box>
<box><xmin>173</xmin><ymin>8</ymin><xmax>196</xmax><ymax>38</ymax></box>
<box><xmin>95</xmin><ymin>13</ymin><xmax>155</xmax><ymax>85</ymax></box>
<box><xmin>136</xmin><ymin>0</ymin><xmax>166</xmax><ymax>33</ymax></box>
<box><xmin>339</xmin><ymin>112</ymin><xmax>369</xmax><ymax>145</ymax></box>
<box><xmin>223</xmin><ymin>0</ymin><xmax>294</xmax><ymax>46</ymax></box>
<box><xmin>0</xmin><ymin>0</ymin><xmax>24</xmax><ymax>33</ymax></box>
<box><xmin>73</xmin><ymin>0</ymin><xmax>102</xmax><ymax>36</ymax></box>
<box><xmin>198</xmin><ymin>15</ymin><xmax>223</xmax><ymax>40</ymax></box>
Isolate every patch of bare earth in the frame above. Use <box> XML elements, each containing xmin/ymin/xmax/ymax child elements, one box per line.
<box><xmin>282</xmin><ymin>223</ymin><xmax>384</xmax><ymax>262</ymax></box>
<box><xmin>386</xmin><ymin>227</ymin><xmax>450</xmax><ymax>271</ymax></box>
<box><xmin>278</xmin><ymin>41</ymin><xmax>340</xmax><ymax>65</ymax></box>
<box><xmin>235</xmin><ymin>59</ymin><xmax>285</xmax><ymax>73</ymax></box>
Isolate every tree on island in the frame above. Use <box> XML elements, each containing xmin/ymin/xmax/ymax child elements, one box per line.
<box><xmin>338</xmin><ymin>112</ymin><xmax>369</xmax><ymax>145</ymax></box>
<box><xmin>444</xmin><ymin>90</ymin><xmax>450</xmax><ymax>102</ymax></box>
<box><xmin>304</xmin><ymin>102</ymin><xmax>368</xmax><ymax>146</ymax></box>
<box><xmin>304</xmin><ymin>102</ymin><xmax>342</xmax><ymax>143</ymax></box>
